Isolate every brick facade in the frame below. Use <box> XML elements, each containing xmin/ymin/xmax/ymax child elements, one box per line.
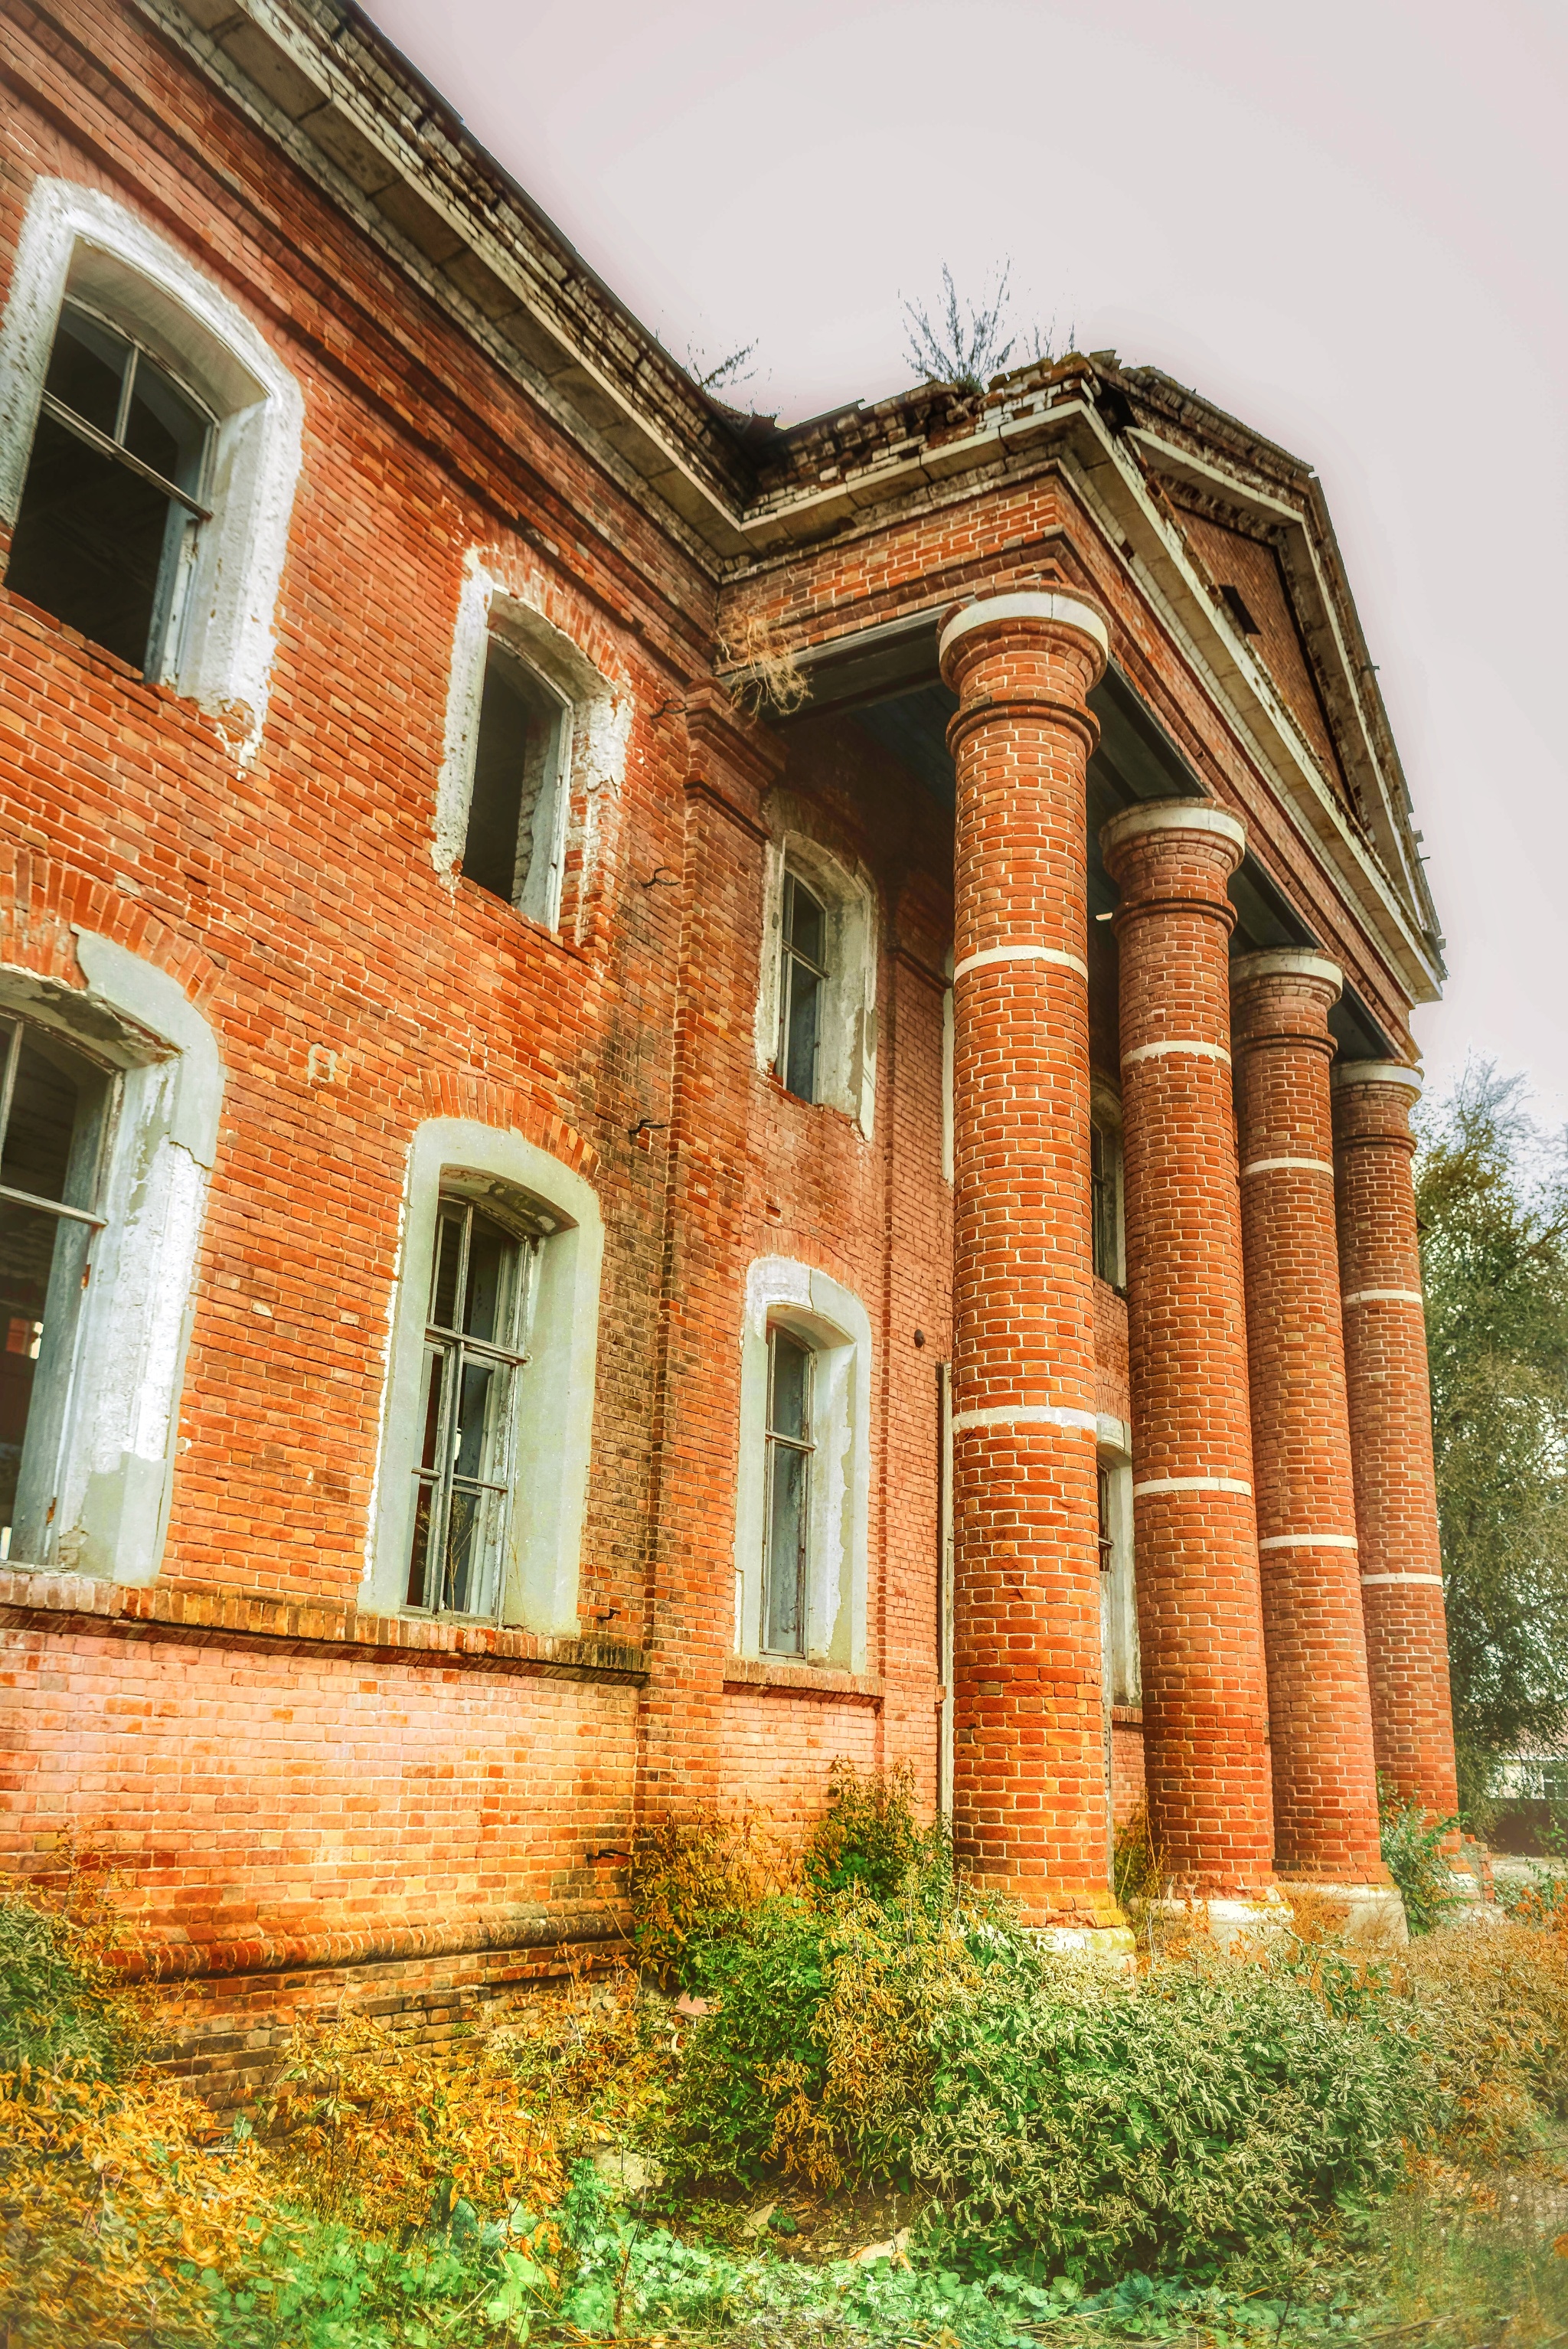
<box><xmin>0</xmin><ymin>0</ymin><xmax>1456</xmax><ymax>2044</ymax></box>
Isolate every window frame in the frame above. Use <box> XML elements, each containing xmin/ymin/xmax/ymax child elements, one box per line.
<box><xmin>459</xmin><ymin>633</ymin><xmax>571</xmax><ymax>924</ymax></box>
<box><xmin>367</xmin><ymin>1119</ymin><xmax>603</xmax><ymax>1635</ymax></box>
<box><xmin>1089</xmin><ymin>1084</ymin><xmax>1126</xmax><ymax>1292</ymax></box>
<box><xmin>0</xmin><ymin>178</ymin><xmax>303</xmax><ymax>763</ymax></box>
<box><xmin>761</xmin><ymin>1322</ymin><xmax>815</xmax><ymax>1655</ymax></box>
<box><xmin>753</xmin><ymin>829</ymin><xmax>879</xmax><ymax>1138</ymax></box>
<box><xmin>0</xmin><ymin>938</ymin><xmax>222</xmax><ymax>1584</ymax></box>
<box><xmin>776</xmin><ymin>869</ymin><xmax>828</xmax><ymax>1106</ymax></box>
<box><xmin>732</xmin><ymin>1257</ymin><xmax>872</xmax><ymax>1671</ymax></box>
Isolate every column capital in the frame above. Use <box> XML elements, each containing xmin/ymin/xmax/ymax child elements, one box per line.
<box><xmin>1231</xmin><ymin>948</ymin><xmax>1344</xmax><ymax>1001</ymax></box>
<box><xmin>938</xmin><ymin>586</ymin><xmax>1110</xmax><ymax>683</ymax></box>
<box><xmin>1101</xmin><ymin>798</ymin><xmax>1246</xmax><ymax>863</ymax></box>
<box><xmin>1331</xmin><ymin>1058</ymin><xmax>1423</xmax><ymax>1097</ymax></box>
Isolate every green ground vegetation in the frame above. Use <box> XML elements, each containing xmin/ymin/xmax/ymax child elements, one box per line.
<box><xmin>3</xmin><ymin>1774</ymin><xmax>1568</xmax><ymax>2347</ymax></box>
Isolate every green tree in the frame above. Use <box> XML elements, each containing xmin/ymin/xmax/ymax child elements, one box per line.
<box><xmin>1416</xmin><ymin>1062</ymin><xmax>1568</xmax><ymax>1822</ymax></box>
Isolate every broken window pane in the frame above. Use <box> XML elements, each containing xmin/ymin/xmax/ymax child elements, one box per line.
<box><xmin>0</xmin><ymin>1015</ymin><xmax>114</xmax><ymax>1565</ymax></box>
<box><xmin>462</xmin><ymin>642</ymin><xmax>566</xmax><ymax>923</ymax></box>
<box><xmin>778</xmin><ymin>872</ymin><xmax>828</xmax><ymax>1105</ymax></box>
<box><xmin>5</xmin><ymin>300</ymin><xmax>210</xmax><ymax>678</ymax></box>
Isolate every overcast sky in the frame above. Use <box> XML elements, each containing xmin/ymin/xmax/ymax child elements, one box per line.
<box><xmin>368</xmin><ymin>0</ymin><xmax>1568</xmax><ymax>1126</ymax></box>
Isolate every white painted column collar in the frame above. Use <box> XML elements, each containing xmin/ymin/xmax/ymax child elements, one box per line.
<box><xmin>1331</xmin><ymin>1060</ymin><xmax>1423</xmax><ymax>1096</ymax></box>
<box><xmin>1100</xmin><ymin>799</ymin><xmax>1246</xmax><ymax>857</ymax></box>
<box><xmin>1231</xmin><ymin>948</ymin><xmax>1344</xmax><ymax>997</ymax></box>
<box><xmin>938</xmin><ymin>589</ymin><xmax>1110</xmax><ymax>673</ymax></box>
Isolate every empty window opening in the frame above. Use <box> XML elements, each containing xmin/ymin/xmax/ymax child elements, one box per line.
<box><xmin>1218</xmin><ymin>583</ymin><xmax>1261</xmax><ymax>637</ymax></box>
<box><xmin>5</xmin><ymin>299</ymin><xmax>212</xmax><ymax>678</ymax></box>
<box><xmin>778</xmin><ymin>871</ymin><xmax>828</xmax><ymax>1103</ymax></box>
<box><xmin>406</xmin><ymin>1191</ymin><xmax>540</xmax><ymax>1620</ymax></box>
<box><xmin>763</xmin><ymin>1324</ymin><xmax>814</xmax><ymax>1655</ymax></box>
<box><xmin>1090</xmin><ymin>1116</ymin><xmax>1124</xmax><ymax>1289</ymax></box>
<box><xmin>462</xmin><ymin>640</ymin><xmax>567</xmax><ymax>923</ymax></box>
<box><xmin>0</xmin><ymin>1014</ymin><xmax>116</xmax><ymax>1563</ymax></box>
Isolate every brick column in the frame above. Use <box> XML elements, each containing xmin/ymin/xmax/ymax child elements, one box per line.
<box><xmin>1101</xmin><ymin>802</ymin><xmax>1276</xmax><ymax>1905</ymax></box>
<box><xmin>1231</xmin><ymin>952</ymin><xmax>1391</xmax><ymax>1901</ymax></box>
<box><xmin>938</xmin><ymin>587</ymin><xmax>1123</xmax><ymax>1935</ymax></box>
<box><xmin>1331</xmin><ymin>1062</ymin><xmax>1459</xmax><ymax>1823</ymax></box>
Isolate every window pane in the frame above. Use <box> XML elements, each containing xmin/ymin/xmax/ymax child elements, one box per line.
<box><xmin>462</xmin><ymin>648</ymin><xmax>532</xmax><ymax>902</ymax></box>
<box><xmin>782</xmin><ymin>959</ymin><xmax>820</xmax><ymax>1101</ymax></box>
<box><xmin>462</xmin><ymin>1211</ymin><xmax>519</xmax><ymax>1346</ymax></box>
<box><xmin>5</xmin><ymin>411</ymin><xmax>177</xmax><ymax>671</ymax></box>
<box><xmin>405</xmin><ymin>1349</ymin><xmax>447</xmax><ymax>1606</ymax></box>
<box><xmin>769</xmin><ymin>1330</ymin><xmax>811</xmax><ymax>1442</ymax></box>
<box><xmin>764</xmin><ymin>1439</ymin><xmax>808</xmax><ymax>1655</ymax></box>
<box><xmin>0</xmin><ymin>1031</ymin><xmax>103</xmax><ymax>1209</ymax></box>
<box><xmin>44</xmin><ymin>306</ymin><xmax>129</xmax><ymax>437</ymax></box>
<box><xmin>405</xmin><ymin>1479</ymin><xmax>434</xmax><ymax>1608</ymax></box>
<box><xmin>124</xmin><ymin>354</ymin><xmax>207</xmax><ymax>496</ymax></box>
<box><xmin>430</xmin><ymin>1207</ymin><xmax>466</xmax><ymax>1331</ymax></box>
<box><xmin>787</xmin><ymin>876</ymin><xmax>825</xmax><ymax>965</ymax></box>
<box><xmin>441</xmin><ymin>1480</ymin><xmax>506</xmax><ymax>1618</ymax></box>
<box><xmin>0</xmin><ymin>1200</ymin><xmax>73</xmax><ymax>1562</ymax></box>
<box><xmin>452</xmin><ymin>1354</ymin><xmax>508</xmax><ymax>1485</ymax></box>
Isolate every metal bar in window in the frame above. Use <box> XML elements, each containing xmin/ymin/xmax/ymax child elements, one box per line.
<box><xmin>39</xmin><ymin>393</ymin><xmax>214</xmax><ymax>521</ymax></box>
<box><xmin>0</xmin><ymin>1182</ymin><xmax>107</xmax><ymax>1230</ymax></box>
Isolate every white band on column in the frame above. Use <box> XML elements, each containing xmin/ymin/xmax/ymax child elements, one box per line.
<box><xmin>952</xmin><ymin>1403</ymin><xmax>1098</xmax><ymax>1435</ymax></box>
<box><xmin>1133</xmin><ymin>1475</ymin><xmax>1253</xmax><ymax>1498</ymax></box>
<box><xmin>1241</xmin><ymin>1156</ymin><xmax>1335</xmax><ymax>1178</ymax></box>
<box><xmin>1258</xmin><ymin>1533</ymin><xmax>1359</xmax><ymax>1550</ymax></box>
<box><xmin>1123</xmin><ymin>1039</ymin><xmax>1232</xmax><ymax>1067</ymax></box>
<box><xmin>1361</xmin><ymin>1572</ymin><xmax>1444</xmax><ymax>1586</ymax></box>
<box><xmin>953</xmin><ymin>943</ymin><xmax>1089</xmax><ymax>983</ymax></box>
<box><xmin>1342</xmin><ymin>1288</ymin><xmax>1424</xmax><ymax>1307</ymax></box>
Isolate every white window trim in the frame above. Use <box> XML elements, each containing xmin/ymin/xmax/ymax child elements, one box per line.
<box><xmin>2</xmin><ymin>933</ymin><xmax>222</xmax><ymax>1584</ymax></box>
<box><xmin>364</xmin><ymin>1117</ymin><xmax>603</xmax><ymax>1633</ymax></box>
<box><xmin>0</xmin><ymin>178</ymin><xmax>303</xmax><ymax>765</ymax></box>
<box><xmin>733</xmin><ymin>1256</ymin><xmax>871</xmax><ymax>1671</ymax></box>
<box><xmin>433</xmin><ymin>553</ymin><xmax>631</xmax><ymax>936</ymax></box>
<box><xmin>754</xmin><ymin>828</ymin><xmax>878</xmax><ymax>1138</ymax></box>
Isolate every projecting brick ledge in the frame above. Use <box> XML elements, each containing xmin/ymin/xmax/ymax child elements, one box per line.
<box><xmin>722</xmin><ymin>1653</ymin><xmax>884</xmax><ymax>1704</ymax></box>
<box><xmin>109</xmin><ymin>1906</ymin><xmax>628</xmax><ymax>1983</ymax></box>
<box><xmin>0</xmin><ymin>1570</ymin><xmax>648</xmax><ymax>1685</ymax></box>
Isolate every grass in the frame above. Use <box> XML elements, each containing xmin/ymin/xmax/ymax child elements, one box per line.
<box><xmin>2</xmin><ymin>1779</ymin><xmax>1567</xmax><ymax>2346</ymax></box>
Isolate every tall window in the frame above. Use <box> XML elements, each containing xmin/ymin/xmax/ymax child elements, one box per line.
<box><xmin>1090</xmin><ymin>1116</ymin><xmax>1124</xmax><ymax>1289</ymax></box>
<box><xmin>407</xmin><ymin>1194</ymin><xmax>539</xmax><ymax>1620</ymax></box>
<box><xmin>778</xmin><ymin>871</ymin><xmax>828</xmax><ymax>1103</ymax></box>
<box><xmin>462</xmin><ymin>640</ymin><xmax>567</xmax><ymax>925</ymax></box>
<box><xmin>5</xmin><ymin>299</ymin><xmax>212</xmax><ymax>678</ymax></box>
<box><xmin>0</xmin><ymin>1014</ymin><xmax>116</xmax><ymax>1563</ymax></box>
<box><xmin>763</xmin><ymin>1325</ymin><xmax>814</xmax><ymax>1654</ymax></box>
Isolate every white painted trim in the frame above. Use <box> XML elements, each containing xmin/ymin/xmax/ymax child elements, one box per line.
<box><xmin>1100</xmin><ymin>800</ymin><xmax>1246</xmax><ymax>854</ymax></box>
<box><xmin>952</xmin><ymin>1403</ymin><xmax>1097</xmax><ymax>1434</ymax></box>
<box><xmin>1241</xmin><ymin>1156</ymin><xmax>1336</xmax><ymax>1178</ymax></box>
<box><xmin>1122</xmin><ymin>1039</ymin><xmax>1232</xmax><ymax>1067</ymax></box>
<box><xmin>1343</xmin><ymin>1287</ymin><xmax>1425</xmax><ymax>1307</ymax></box>
<box><xmin>1361</xmin><ymin>1573</ymin><xmax>1444</xmax><ymax>1587</ymax></box>
<box><xmin>1096</xmin><ymin>1413</ymin><xmax>1131</xmax><ymax>1455</ymax></box>
<box><xmin>952</xmin><ymin>943</ymin><xmax>1089</xmax><ymax>983</ymax></box>
<box><xmin>433</xmin><ymin>550</ymin><xmax>631</xmax><ymax>936</ymax></box>
<box><xmin>1134</xmin><ymin>1475</ymin><xmax>1253</xmax><ymax>1497</ymax></box>
<box><xmin>0</xmin><ymin>178</ymin><xmax>302</xmax><ymax>766</ymax></box>
<box><xmin>939</xmin><ymin>588</ymin><xmax>1109</xmax><ymax>665</ymax></box>
<box><xmin>1331</xmin><ymin>1060</ymin><xmax>1423</xmax><ymax>1096</ymax></box>
<box><xmin>365</xmin><ymin>1118</ymin><xmax>603</xmax><ymax>1634</ymax></box>
<box><xmin>733</xmin><ymin>1257</ymin><xmax>872</xmax><ymax>1671</ymax></box>
<box><xmin>1258</xmin><ymin>1533</ymin><xmax>1359</xmax><ymax>1550</ymax></box>
<box><xmin>754</xmin><ymin>821</ymin><xmax>879</xmax><ymax>1139</ymax></box>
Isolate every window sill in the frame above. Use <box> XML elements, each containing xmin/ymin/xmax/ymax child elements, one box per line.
<box><xmin>724</xmin><ymin>1653</ymin><xmax>884</xmax><ymax>1703</ymax></box>
<box><xmin>1111</xmin><ymin>1705</ymin><xmax>1145</xmax><ymax>1728</ymax></box>
<box><xmin>0</xmin><ymin>1566</ymin><xmax>647</xmax><ymax>1684</ymax></box>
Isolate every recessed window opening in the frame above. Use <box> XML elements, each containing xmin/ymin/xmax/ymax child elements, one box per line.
<box><xmin>1090</xmin><ymin>1116</ymin><xmax>1124</xmax><ymax>1289</ymax></box>
<box><xmin>462</xmin><ymin>639</ymin><xmax>568</xmax><ymax>923</ymax></box>
<box><xmin>0</xmin><ymin>1013</ymin><xmax>118</xmax><ymax>1564</ymax></box>
<box><xmin>406</xmin><ymin>1191</ymin><xmax>542</xmax><ymax>1621</ymax></box>
<box><xmin>779</xmin><ymin>871</ymin><xmax>828</xmax><ymax>1103</ymax></box>
<box><xmin>1097</xmin><ymin>1466</ymin><xmax>1116</xmax><ymax>1572</ymax></box>
<box><xmin>5</xmin><ymin>298</ymin><xmax>213</xmax><ymax>678</ymax></box>
<box><xmin>763</xmin><ymin>1324</ymin><xmax>814</xmax><ymax>1655</ymax></box>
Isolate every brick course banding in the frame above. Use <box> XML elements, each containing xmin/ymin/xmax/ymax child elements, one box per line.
<box><xmin>1332</xmin><ymin>1063</ymin><xmax>1460</xmax><ymax>1822</ymax></box>
<box><xmin>1102</xmin><ymin>801</ymin><xmax>1275</xmax><ymax>1898</ymax></box>
<box><xmin>1231</xmin><ymin>951</ymin><xmax>1387</xmax><ymax>1884</ymax></box>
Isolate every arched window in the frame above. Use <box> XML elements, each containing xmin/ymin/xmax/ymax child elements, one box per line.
<box><xmin>755</xmin><ymin>832</ymin><xmax>878</xmax><ymax>1137</ymax></box>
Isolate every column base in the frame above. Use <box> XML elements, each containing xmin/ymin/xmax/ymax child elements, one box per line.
<box><xmin>1277</xmin><ymin>1880</ymin><xmax>1410</xmax><ymax>1946</ymax></box>
<box><xmin>1145</xmin><ymin>1887</ymin><xmax>1292</xmax><ymax>1949</ymax></box>
<box><xmin>1036</xmin><ymin>1923</ymin><xmax>1138</xmax><ymax>1969</ymax></box>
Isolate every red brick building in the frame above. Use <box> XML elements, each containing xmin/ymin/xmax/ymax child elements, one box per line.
<box><xmin>0</xmin><ymin>0</ymin><xmax>1458</xmax><ymax>2070</ymax></box>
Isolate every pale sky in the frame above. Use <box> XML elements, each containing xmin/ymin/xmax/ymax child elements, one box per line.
<box><xmin>368</xmin><ymin>0</ymin><xmax>1568</xmax><ymax>1123</ymax></box>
